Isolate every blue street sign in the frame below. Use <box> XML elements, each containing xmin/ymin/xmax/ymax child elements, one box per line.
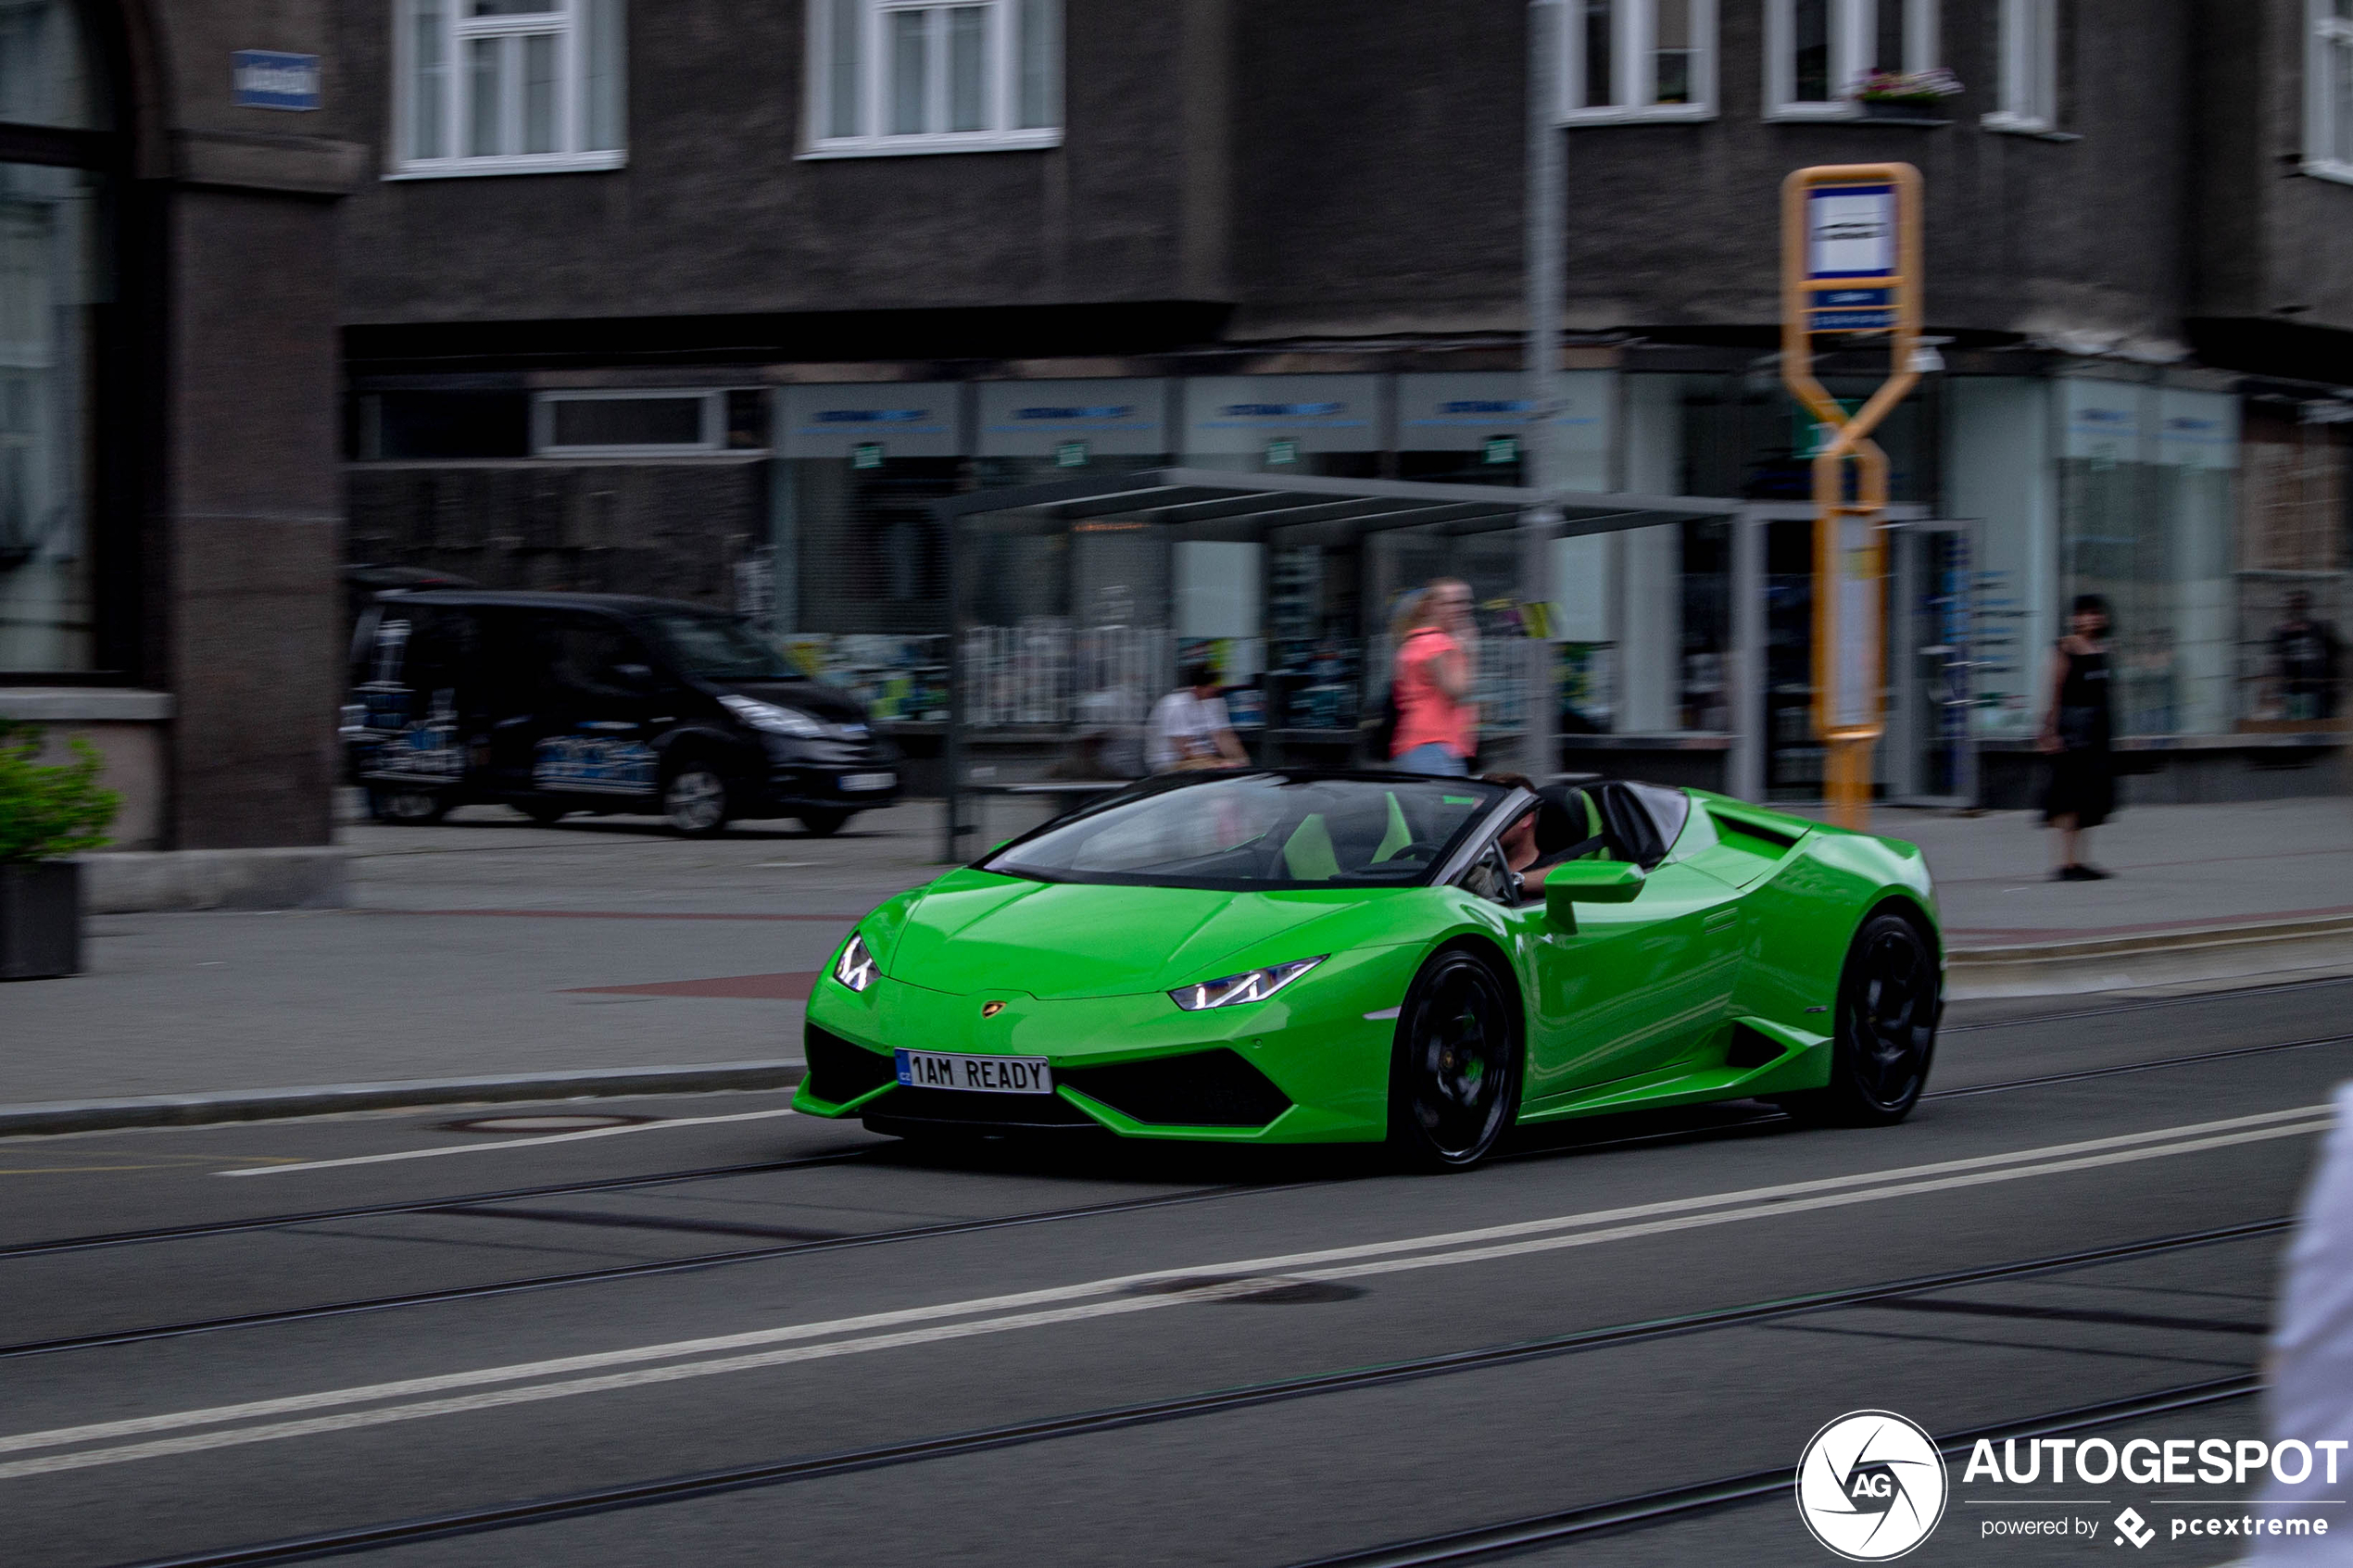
<box><xmin>233</xmin><ymin>51</ymin><xmax>321</xmax><ymax>111</ymax></box>
<box><xmin>1812</xmin><ymin>308</ymin><xmax>1898</xmax><ymax>331</ymax></box>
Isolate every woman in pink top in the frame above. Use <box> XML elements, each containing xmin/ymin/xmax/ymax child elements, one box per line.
<box><xmin>1390</xmin><ymin>578</ymin><xmax>1478</xmax><ymax>775</ymax></box>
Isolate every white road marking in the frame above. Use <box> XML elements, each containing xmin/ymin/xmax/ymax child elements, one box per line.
<box><xmin>214</xmin><ymin>1107</ymin><xmax>799</xmax><ymax>1177</ymax></box>
<box><xmin>5</xmin><ymin>1104</ymin><xmax>2326</xmax><ymax>1480</ymax></box>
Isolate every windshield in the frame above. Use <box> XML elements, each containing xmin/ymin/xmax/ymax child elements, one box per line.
<box><xmin>982</xmin><ymin>773</ymin><xmax>1506</xmax><ymax>891</ymax></box>
<box><xmin>644</xmin><ymin>612</ymin><xmax>799</xmax><ymax>681</ymax></box>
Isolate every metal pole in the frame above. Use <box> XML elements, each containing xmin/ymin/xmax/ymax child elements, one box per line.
<box><xmin>939</xmin><ymin>501</ymin><xmax>965</xmax><ymax>864</ymax></box>
<box><xmin>1522</xmin><ymin>0</ymin><xmax>1564</xmax><ymax>783</ymax></box>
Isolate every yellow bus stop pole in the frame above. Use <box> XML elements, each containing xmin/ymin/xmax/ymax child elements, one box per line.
<box><xmin>1780</xmin><ymin>163</ymin><xmax>1924</xmax><ymax>831</ymax></box>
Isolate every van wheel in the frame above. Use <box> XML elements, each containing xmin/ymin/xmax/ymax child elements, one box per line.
<box><xmin>521</xmin><ymin>801</ymin><xmax>569</xmax><ymax>826</ymax></box>
<box><xmin>798</xmin><ymin>809</ymin><xmax>850</xmax><ymax>837</ymax></box>
<box><xmin>368</xmin><ymin>787</ymin><xmax>448</xmax><ymax>825</ymax></box>
<box><xmin>662</xmin><ymin>766</ymin><xmax>730</xmax><ymax>836</ymax></box>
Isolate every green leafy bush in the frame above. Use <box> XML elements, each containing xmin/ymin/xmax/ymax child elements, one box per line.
<box><xmin>0</xmin><ymin>721</ymin><xmax>120</xmax><ymax>862</ymax></box>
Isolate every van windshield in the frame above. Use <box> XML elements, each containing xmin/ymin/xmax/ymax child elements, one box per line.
<box><xmin>644</xmin><ymin>613</ymin><xmax>799</xmax><ymax>681</ymax></box>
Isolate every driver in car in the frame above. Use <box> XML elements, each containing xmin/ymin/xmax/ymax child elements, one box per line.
<box><xmin>1481</xmin><ymin>772</ymin><xmax>1612</xmax><ymax>896</ymax></box>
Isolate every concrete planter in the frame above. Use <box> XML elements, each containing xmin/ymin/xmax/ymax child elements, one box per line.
<box><xmin>0</xmin><ymin>859</ymin><xmax>82</xmax><ymax>979</ymax></box>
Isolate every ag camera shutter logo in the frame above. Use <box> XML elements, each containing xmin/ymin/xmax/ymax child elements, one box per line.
<box><xmin>1796</xmin><ymin>1411</ymin><xmax>1949</xmax><ymax>1561</ymax></box>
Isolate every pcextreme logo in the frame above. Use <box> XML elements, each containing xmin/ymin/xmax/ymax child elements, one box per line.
<box><xmin>1797</xmin><ymin>1411</ymin><xmax>1951</xmax><ymax>1561</ymax></box>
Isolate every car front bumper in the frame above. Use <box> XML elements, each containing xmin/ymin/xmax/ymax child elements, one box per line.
<box><xmin>792</xmin><ymin>946</ymin><xmax>1425</xmax><ymax>1143</ymax></box>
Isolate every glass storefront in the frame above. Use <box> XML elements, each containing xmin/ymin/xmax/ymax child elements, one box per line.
<box><xmin>0</xmin><ymin>0</ymin><xmax>108</xmax><ymax>672</ymax></box>
<box><xmin>744</xmin><ymin>363</ymin><xmax>2316</xmax><ymax>787</ymax></box>
<box><xmin>2057</xmin><ymin>380</ymin><xmax>2239</xmax><ymax>737</ymax></box>
<box><xmin>2236</xmin><ymin>408</ymin><xmax>2349</xmax><ymax>732</ymax></box>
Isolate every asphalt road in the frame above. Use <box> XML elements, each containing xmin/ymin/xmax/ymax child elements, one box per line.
<box><xmin>6</xmin><ymin>976</ymin><xmax>2349</xmax><ymax>1568</ymax></box>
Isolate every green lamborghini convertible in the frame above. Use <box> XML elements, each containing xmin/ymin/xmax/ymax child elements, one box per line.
<box><xmin>794</xmin><ymin>770</ymin><xmax>1942</xmax><ymax>1168</ymax></box>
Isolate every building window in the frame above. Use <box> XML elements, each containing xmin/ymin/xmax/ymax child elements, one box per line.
<box><xmin>1764</xmin><ymin>0</ymin><xmax>1937</xmax><ymax>119</ymax></box>
<box><xmin>532</xmin><ymin>390</ymin><xmax>768</xmax><ymax>457</ymax></box>
<box><xmin>1983</xmin><ymin>0</ymin><xmax>2057</xmax><ymax>132</ymax></box>
<box><xmin>1</xmin><ymin>0</ymin><xmax>108</xmax><ymax>674</ymax></box>
<box><xmin>392</xmin><ymin>0</ymin><xmax>626</xmax><ymax>180</ymax></box>
<box><xmin>806</xmin><ymin>0</ymin><xmax>1062</xmax><ymax>157</ymax></box>
<box><xmin>1561</xmin><ymin>0</ymin><xmax>1718</xmax><ymax>122</ymax></box>
<box><xmin>2308</xmin><ymin>0</ymin><xmax>2353</xmax><ymax>182</ymax></box>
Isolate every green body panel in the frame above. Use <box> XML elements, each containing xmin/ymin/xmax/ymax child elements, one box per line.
<box><xmin>793</xmin><ymin>786</ymin><xmax>1942</xmax><ymax>1145</ymax></box>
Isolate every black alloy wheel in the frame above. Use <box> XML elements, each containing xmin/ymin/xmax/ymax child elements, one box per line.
<box><xmin>797</xmin><ymin>809</ymin><xmax>850</xmax><ymax>837</ymax></box>
<box><xmin>1780</xmin><ymin>912</ymin><xmax>1939</xmax><ymax>1126</ymax></box>
<box><xmin>367</xmin><ymin>787</ymin><xmax>448</xmax><ymax>825</ymax></box>
<box><xmin>1390</xmin><ymin>948</ymin><xmax>1522</xmax><ymax>1170</ymax></box>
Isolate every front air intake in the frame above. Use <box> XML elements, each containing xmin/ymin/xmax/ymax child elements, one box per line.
<box><xmin>802</xmin><ymin>1022</ymin><xmax>897</xmax><ymax>1104</ymax></box>
<box><xmin>1061</xmin><ymin>1049</ymin><xmax>1293</xmax><ymax>1129</ymax></box>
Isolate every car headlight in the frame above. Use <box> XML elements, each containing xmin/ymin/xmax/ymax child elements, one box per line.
<box><xmin>1169</xmin><ymin>957</ymin><xmax>1325</xmax><ymax>1011</ymax></box>
<box><xmin>721</xmin><ymin>694</ymin><xmax>829</xmax><ymax>739</ymax></box>
<box><xmin>834</xmin><ymin>933</ymin><xmax>878</xmax><ymax>992</ymax></box>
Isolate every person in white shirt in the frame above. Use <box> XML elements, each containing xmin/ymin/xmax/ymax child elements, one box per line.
<box><xmin>2246</xmin><ymin>1079</ymin><xmax>2353</xmax><ymax>1563</ymax></box>
<box><xmin>1148</xmin><ymin>664</ymin><xmax>1248</xmax><ymax>772</ymax></box>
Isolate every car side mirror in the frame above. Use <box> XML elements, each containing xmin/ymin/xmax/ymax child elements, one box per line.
<box><xmin>1543</xmin><ymin>861</ymin><xmax>1645</xmax><ymax>932</ymax></box>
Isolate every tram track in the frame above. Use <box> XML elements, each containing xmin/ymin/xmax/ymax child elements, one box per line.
<box><xmin>0</xmin><ymin>1176</ymin><xmax>1319</xmax><ymax>1361</ymax></box>
<box><xmin>0</xmin><ymin>1148</ymin><xmax>890</xmax><ymax>1262</ymax></box>
<box><xmin>93</xmin><ymin>1218</ymin><xmax>2284</xmax><ymax>1568</ymax></box>
<box><xmin>5</xmin><ymin>1016</ymin><xmax>2346</xmax><ymax>1363</ymax></box>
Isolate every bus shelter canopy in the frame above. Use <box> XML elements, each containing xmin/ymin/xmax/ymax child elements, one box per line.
<box><xmin>929</xmin><ymin>470</ymin><xmax>1742</xmax><ymax>858</ymax></box>
<box><xmin>934</xmin><ymin>468</ymin><xmax>1738</xmax><ymax>546</ymax></box>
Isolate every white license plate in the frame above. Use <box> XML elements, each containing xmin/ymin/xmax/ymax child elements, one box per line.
<box><xmin>894</xmin><ymin>1049</ymin><xmax>1054</xmax><ymax>1095</ymax></box>
<box><xmin>840</xmin><ymin>772</ymin><xmax>897</xmax><ymax>793</ymax></box>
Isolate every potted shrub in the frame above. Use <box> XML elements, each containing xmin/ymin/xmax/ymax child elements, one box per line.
<box><xmin>0</xmin><ymin>721</ymin><xmax>120</xmax><ymax>979</ymax></box>
<box><xmin>1852</xmin><ymin>67</ymin><xmax>1962</xmax><ymax>119</ymax></box>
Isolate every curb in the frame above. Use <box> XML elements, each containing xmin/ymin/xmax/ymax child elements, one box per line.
<box><xmin>0</xmin><ymin>1060</ymin><xmax>806</xmax><ymax>1138</ymax></box>
<box><xmin>1950</xmin><ymin>911</ymin><xmax>2353</xmax><ymax>969</ymax></box>
<box><xmin>1948</xmin><ymin>916</ymin><xmax>2353</xmax><ymax>999</ymax></box>
<box><xmin>81</xmin><ymin>847</ymin><xmax>355</xmax><ymax>914</ymax></box>
<box><xmin>13</xmin><ymin>918</ymin><xmax>2347</xmax><ymax>1135</ymax></box>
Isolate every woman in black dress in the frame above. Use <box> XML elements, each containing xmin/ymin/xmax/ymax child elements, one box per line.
<box><xmin>2039</xmin><ymin>594</ymin><xmax>2116</xmax><ymax>881</ymax></box>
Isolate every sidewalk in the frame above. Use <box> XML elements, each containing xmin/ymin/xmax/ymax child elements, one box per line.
<box><xmin>3</xmin><ymin>798</ymin><xmax>1038</xmax><ymax>1130</ymax></box>
<box><xmin>5</xmin><ymin>794</ymin><xmax>2347</xmax><ymax>1133</ymax></box>
<box><xmin>1806</xmin><ymin>797</ymin><xmax>2353</xmax><ymax>997</ymax></box>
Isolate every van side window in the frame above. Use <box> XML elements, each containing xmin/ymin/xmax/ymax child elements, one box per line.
<box><xmin>536</xmin><ymin>615</ymin><xmax>653</xmax><ymax>706</ymax></box>
<box><xmin>402</xmin><ymin>608</ymin><xmax>478</xmax><ymax>700</ymax></box>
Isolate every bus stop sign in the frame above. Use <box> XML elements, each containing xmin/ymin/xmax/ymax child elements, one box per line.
<box><xmin>1806</xmin><ymin>182</ymin><xmax>1898</xmax><ymax>332</ymax></box>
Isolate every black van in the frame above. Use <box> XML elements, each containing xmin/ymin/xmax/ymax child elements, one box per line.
<box><xmin>344</xmin><ymin>592</ymin><xmax>901</xmax><ymax>836</ymax></box>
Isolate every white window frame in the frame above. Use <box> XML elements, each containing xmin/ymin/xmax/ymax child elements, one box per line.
<box><xmin>390</xmin><ymin>0</ymin><xmax>627</xmax><ymax>180</ymax></box>
<box><xmin>804</xmin><ymin>0</ymin><xmax>1063</xmax><ymax>159</ymax></box>
<box><xmin>2306</xmin><ymin>0</ymin><xmax>2353</xmax><ymax>184</ymax></box>
<box><xmin>1982</xmin><ymin>0</ymin><xmax>2058</xmax><ymax>133</ymax></box>
<box><xmin>1560</xmin><ymin>0</ymin><xmax>1718</xmax><ymax>124</ymax></box>
<box><xmin>1763</xmin><ymin>0</ymin><xmax>1938</xmax><ymax>120</ymax></box>
<box><xmin>534</xmin><ymin>390</ymin><xmax>735</xmax><ymax>458</ymax></box>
